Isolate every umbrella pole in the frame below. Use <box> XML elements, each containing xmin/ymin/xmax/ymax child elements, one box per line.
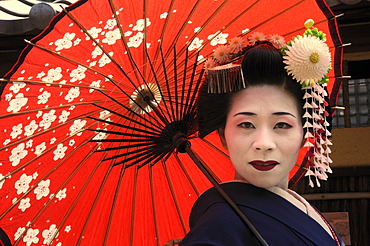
<box><xmin>185</xmin><ymin>145</ymin><xmax>269</xmax><ymax>246</ymax></box>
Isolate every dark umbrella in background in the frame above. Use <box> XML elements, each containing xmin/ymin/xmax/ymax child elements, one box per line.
<box><xmin>0</xmin><ymin>0</ymin><xmax>343</xmax><ymax>245</ymax></box>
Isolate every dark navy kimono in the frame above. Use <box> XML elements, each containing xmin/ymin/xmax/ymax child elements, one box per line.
<box><xmin>180</xmin><ymin>182</ymin><xmax>344</xmax><ymax>246</ymax></box>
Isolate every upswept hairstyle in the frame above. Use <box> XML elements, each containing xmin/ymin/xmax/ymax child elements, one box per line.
<box><xmin>197</xmin><ymin>41</ymin><xmax>305</xmax><ymax>138</ymax></box>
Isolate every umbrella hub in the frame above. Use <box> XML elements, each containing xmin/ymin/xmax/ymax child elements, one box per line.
<box><xmin>158</xmin><ymin>119</ymin><xmax>195</xmax><ymax>154</ymax></box>
<box><xmin>172</xmin><ymin>132</ymin><xmax>190</xmax><ymax>153</ymax></box>
<box><xmin>129</xmin><ymin>83</ymin><xmax>162</xmax><ymax>114</ymax></box>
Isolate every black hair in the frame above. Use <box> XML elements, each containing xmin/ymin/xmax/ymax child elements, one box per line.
<box><xmin>197</xmin><ymin>42</ymin><xmax>305</xmax><ymax>138</ymax></box>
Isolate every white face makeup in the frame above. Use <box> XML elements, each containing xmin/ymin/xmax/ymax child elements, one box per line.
<box><xmin>221</xmin><ymin>85</ymin><xmax>304</xmax><ymax>190</ymax></box>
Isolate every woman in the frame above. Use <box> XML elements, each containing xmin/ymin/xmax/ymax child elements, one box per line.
<box><xmin>179</xmin><ymin>37</ymin><xmax>344</xmax><ymax>245</ymax></box>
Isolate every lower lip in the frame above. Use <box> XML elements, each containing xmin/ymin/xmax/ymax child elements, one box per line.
<box><xmin>250</xmin><ymin>164</ymin><xmax>278</xmax><ymax>171</ymax></box>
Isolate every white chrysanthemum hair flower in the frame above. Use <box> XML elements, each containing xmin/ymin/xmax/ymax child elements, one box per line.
<box><xmin>267</xmin><ymin>34</ymin><xmax>286</xmax><ymax>48</ymax></box>
<box><xmin>213</xmin><ymin>45</ymin><xmax>230</xmax><ymax>64</ymax></box>
<box><xmin>283</xmin><ymin>35</ymin><xmax>331</xmax><ymax>85</ymax></box>
<box><xmin>228</xmin><ymin>37</ymin><xmax>245</xmax><ymax>53</ymax></box>
<box><xmin>248</xmin><ymin>32</ymin><xmax>266</xmax><ymax>46</ymax></box>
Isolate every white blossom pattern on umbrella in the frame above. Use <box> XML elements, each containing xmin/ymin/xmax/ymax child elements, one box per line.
<box><xmin>34</xmin><ymin>179</ymin><xmax>50</xmax><ymax>200</ymax></box>
<box><xmin>15</xmin><ymin>174</ymin><xmax>32</xmax><ymax>195</ymax></box>
<box><xmin>9</xmin><ymin>82</ymin><xmax>26</xmax><ymax>93</ymax></box>
<box><xmin>55</xmin><ymin>188</ymin><xmax>67</xmax><ymax>200</ymax></box>
<box><xmin>42</xmin><ymin>224</ymin><xmax>59</xmax><ymax>244</ymax></box>
<box><xmin>39</xmin><ymin>110</ymin><xmax>57</xmax><ymax>130</ymax></box>
<box><xmin>10</xmin><ymin>143</ymin><xmax>28</xmax><ymax>166</ymax></box>
<box><xmin>18</xmin><ymin>198</ymin><xmax>31</xmax><ymax>212</ymax></box>
<box><xmin>34</xmin><ymin>142</ymin><xmax>47</xmax><ymax>155</ymax></box>
<box><xmin>23</xmin><ymin>228</ymin><xmax>39</xmax><ymax>246</ymax></box>
<box><xmin>24</xmin><ymin>120</ymin><xmax>38</xmax><ymax>136</ymax></box>
<box><xmin>188</xmin><ymin>37</ymin><xmax>204</xmax><ymax>51</ymax></box>
<box><xmin>55</xmin><ymin>32</ymin><xmax>76</xmax><ymax>51</ymax></box>
<box><xmin>37</xmin><ymin>91</ymin><xmax>51</xmax><ymax>104</ymax></box>
<box><xmin>53</xmin><ymin>144</ymin><xmax>68</xmax><ymax>161</ymax></box>
<box><xmin>208</xmin><ymin>32</ymin><xmax>229</xmax><ymax>46</ymax></box>
<box><xmin>10</xmin><ymin>123</ymin><xmax>23</xmax><ymax>139</ymax></box>
<box><xmin>132</xmin><ymin>18</ymin><xmax>151</xmax><ymax>31</ymax></box>
<box><xmin>41</xmin><ymin>67</ymin><xmax>63</xmax><ymax>83</ymax></box>
<box><xmin>14</xmin><ymin>227</ymin><xmax>26</xmax><ymax>241</ymax></box>
<box><xmin>7</xmin><ymin>93</ymin><xmax>28</xmax><ymax>113</ymax></box>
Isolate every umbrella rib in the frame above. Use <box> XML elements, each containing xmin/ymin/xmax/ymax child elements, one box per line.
<box><xmin>159</xmin><ymin>45</ymin><xmax>176</xmax><ymax>122</ymax></box>
<box><xmin>143</xmin><ymin>0</ymin><xmax>149</xmax><ymax>79</ymax></box>
<box><xmin>162</xmin><ymin>0</ymin><xmax>203</xmax><ymax>60</ymax></box>
<box><xmin>141</xmin><ymin>152</ymin><xmax>172</xmax><ymax>170</ymax></box>
<box><xmin>173</xmin><ymin>152</ymin><xmax>200</xmax><ymax>196</ymax></box>
<box><xmin>76</xmin><ymin>166</ymin><xmax>115</xmax><ymax>246</ymax></box>
<box><xmin>117</xmin><ymin>149</ymin><xmax>170</xmax><ymax>169</ymax></box>
<box><xmin>246</xmin><ymin>0</ymin><xmax>308</xmax><ymax>34</ymax></box>
<box><xmin>283</xmin><ymin>13</ymin><xmax>344</xmax><ymax>38</ymax></box>
<box><xmin>56</xmin><ymin>151</ymin><xmax>108</xmax><ymax>245</ymax></box>
<box><xmin>94</xmin><ymin>142</ymin><xmax>155</xmax><ymax>152</ymax></box>
<box><xmin>65</xmin><ymin>4</ymin><xmax>178</xmax><ymax>127</ymax></box>
<box><xmin>23</xmin><ymin>40</ymin><xmax>164</xmax><ymax>125</ymax></box>
<box><xmin>154</xmin><ymin>0</ymin><xmax>256</xmax><ymax>79</ymax></box>
<box><xmin>107</xmin><ymin>0</ymin><xmax>148</xmax><ymax>85</ymax></box>
<box><xmin>0</xmin><ymin>106</ymin><xmax>104</xmax><ymax>151</ymax></box>
<box><xmin>145</xmin><ymin>46</ymin><xmax>173</xmax><ymax>122</ymax></box>
<box><xmin>173</xmin><ymin>46</ymin><xmax>180</xmax><ymax>120</ymax></box>
<box><xmin>0</xmin><ymin>101</ymin><xmax>98</xmax><ymax>120</ymax></box>
<box><xmin>185</xmin><ymin>67</ymin><xmax>204</xmax><ymax>117</ymax></box>
<box><xmin>87</xmin><ymin>117</ymin><xmax>161</xmax><ymax>136</ymax></box>
<box><xmin>50</xmin><ymin>120</ymin><xmax>125</xmax><ymax>245</ymax></box>
<box><xmin>24</xmin><ymin>39</ymin><xmax>133</xmax><ymax>91</ymax></box>
<box><xmin>162</xmin><ymin>160</ymin><xmax>188</xmax><ymax>234</ymax></box>
<box><xmin>154</xmin><ymin>0</ymin><xmax>236</xmax><ymax>77</ymax></box>
<box><xmin>94</xmin><ymin>89</ymin><xmax>166</xmax><ymax>129</ymax></box>
<box><xmin>175</xmin><ymin>0</ymin><xmax>234</xmax><ymax>58</ymax></box>
<box><xmin>103</xmin><ymin>145</ymin><xmax>157</xmax><ymax>162</ymax></box>
<box><xmin>149</xmin><ymin>164</ymin><xmax>161</xmax><ymax>246</ymax></box>
<box><xmin>87</xmin><ymin>126</ymin><xmax>159</xmax><ymax>137</ymax></box>
<box><xmin>3</xmin><ymin>78</ymin><xmax>123</xmax><ymax>93</ymax></box>
<box><xmin>90</xmin><ymin>103</ymin><xmax>164</xmax><ymax>133</ymax></box>
<box><xmin>61</xmin><ymin>6</ymin><xmax>142</xmax><ymax>91</ymax></box>
<box><xmin>201</xmin><ymin>138</ymin><xmax>229</xmax><ymax>159</ymax></box>
<box><xmin>10</xmin><ymin>136</ymin><xmax>102</xmax><ymax>245</ymax></box>
<box><xmin>180</xmin><ymin>48</ymin><xmax>189</xmax><ymax>120</ymax></box>
<box><xmin>0</xmin><ymin>110</ymin><xmax>120</xmax><ymax>221</ymax></box>
<box><xmin>183</xmin><ymin>51</ymin><xmax>201</xmax><ymax>116</ymax></box>
<box><xmin>112</xmin><ymin>148</ymin><xmax>163</xmax><ymax>167</ymax></box>
<box><xmin>130</xmin><ymin>166</ymin><xmax>139</xmax><ymax>246</ymax></box>
<box><xmin>146</xmin><ymin>0</ymin><xmax>176</xmax><ymax>82</ymax></box>
<box><xmin>103</xmin><ymin>163</ymin><xmax>127</xmax><ymax>245</ymax></box>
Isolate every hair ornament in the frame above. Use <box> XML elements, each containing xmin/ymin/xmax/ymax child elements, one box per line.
<box><xmin>203</xmin><ymin>19</ymin><xmax>333</xmax><ymax>187</ymax></box>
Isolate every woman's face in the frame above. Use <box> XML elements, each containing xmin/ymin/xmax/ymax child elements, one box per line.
<box><xmin>221</xmin><ymin>85</ymin><xmax>303</xmax><ymax>190</ymax></box>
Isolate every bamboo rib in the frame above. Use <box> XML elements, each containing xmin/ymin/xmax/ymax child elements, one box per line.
<box><xmin>162</xmin><ymin>159</ymin><xmax>188</xmax><ymax>234</ymax></box>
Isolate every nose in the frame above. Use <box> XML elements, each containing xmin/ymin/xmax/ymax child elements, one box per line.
<box><xmin>252</xmin><ymin>128</ymin><xmax>276</xmax><ymax>151</ymax></box>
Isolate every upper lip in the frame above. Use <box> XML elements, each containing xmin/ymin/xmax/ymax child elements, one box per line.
<box><xmin>249</xmin><ymin>160</ymin><xmax>279</xmax><ymax>165</ymax></box>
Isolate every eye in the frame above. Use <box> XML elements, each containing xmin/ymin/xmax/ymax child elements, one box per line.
<box><xmin>274</xmin><ymin>122</ymin><xmax>292</xmax><ymax>129</ymax></box>
<box><xmin>237</xmin><ymin>122</ymin><xmax>255</xmax><ymax>129</ymax></box>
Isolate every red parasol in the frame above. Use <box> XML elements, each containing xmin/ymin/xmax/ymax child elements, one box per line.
<box><xmin>0</xmin><ymin>0</ymin><xmax>343</xmax><ymax>245</ymax></box>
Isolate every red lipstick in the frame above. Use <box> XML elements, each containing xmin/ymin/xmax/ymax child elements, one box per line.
<box><xmin>249</xmin><ymin>160</ymin><xmax>279</xmax><ymax>171</ymax></box>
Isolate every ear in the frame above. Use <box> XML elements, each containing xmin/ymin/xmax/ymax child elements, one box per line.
<box><xmin>218</xmin><ymin>128</ymin><xmax>228</xmax><ymax>150</ymax></box>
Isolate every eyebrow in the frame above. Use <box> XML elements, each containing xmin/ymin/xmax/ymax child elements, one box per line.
<box><xmin>234</xmin><ymin>112</ymin><xmax>296</xmax><ymax>118</ymax></box>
